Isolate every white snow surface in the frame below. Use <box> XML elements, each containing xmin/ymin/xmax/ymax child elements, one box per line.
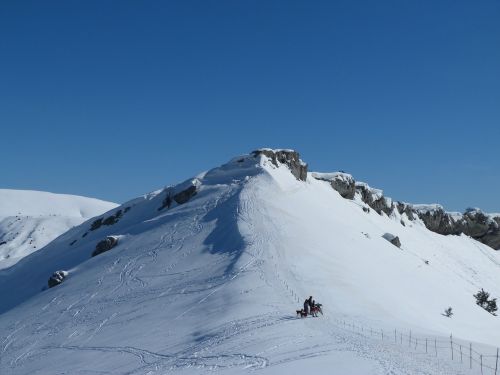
<box><xmin>0</xmin><ymin>190</ymin><xmax>117</xmax><ymax>269</ymax></box>
<box><xmin>1</xmin><ymin>155</ymin><xmax>500</xmax><ymax>374</ymax></box>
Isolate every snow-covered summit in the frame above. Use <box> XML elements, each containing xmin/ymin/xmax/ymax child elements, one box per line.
<box><xmin>0</xmin><ymin>189</ymin><xmax>117</xmax><ymax>269</ymax></box>
<box><xmin>0</xmin><ymin>150</ymin><xmax>499</xmax><ymax>374</ymax></box>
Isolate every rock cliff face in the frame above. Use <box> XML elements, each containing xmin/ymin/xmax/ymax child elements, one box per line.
<box><xmin>312</xmin><ymin>172</ymin><xmax>500</xmax><ymax>250</ymax></box>
<box><xmin>355</xmin><ymin>182</ymin><xmax>394</xmax><ymax>216</ymax></box>
<box><xmin>92</xmin><ymin>236</ymin><xmax>119</xmax><ymax>257</ymax></box>
<box><xmin>252</xmin><ymin>149</ymin><xmax>308</xmax><ymax>181</ymax></box>
<box><xmin>311</xmin><ymin>173</ymin><xmax>355</xmax><ymax>199</ymax></box>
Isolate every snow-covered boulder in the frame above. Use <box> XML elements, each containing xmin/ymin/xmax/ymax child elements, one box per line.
<box><xmin>382</xmin><ymin>233</ymin><xmax>401</xmax><ymax>248</ymax></box>
<box><xmin>91</xmin><ymin>236</ymin><xmax>119</xmax><ymax>257</ymax></box>
<box><xmin>312</xmin><ymin>172</ymin><xmax>356</xmax><ymax>199</ymax></box>
<box><xmin>47</xmin><ymin>270</ymin><xmax>68</xmax><ymax>288</ymax></box>
<box><xmin>252</xmin><ymin>149</ymin><xmax>308</xmax><ymax>181</ymax></box>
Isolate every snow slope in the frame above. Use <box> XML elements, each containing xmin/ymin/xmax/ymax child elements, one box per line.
<box><xmin>0</xmin><ymin>153</ymin><xmax>500</xmax><ymax>374</ymax></box>
<box><xmin>0</xmin><ymin>190</ymin><xmax>118</xmax><ymax>269</ymax></box>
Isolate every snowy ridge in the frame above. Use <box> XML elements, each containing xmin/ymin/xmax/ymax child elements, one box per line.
<box><xmin>0</xmin><ymin>190</ymin><xmax>117</xmax><ymax>269</ymax></box>
<box><xmin>0</xmin><ymin>150</ymin><xmax>499</xmax><ymax>374</ymax></box>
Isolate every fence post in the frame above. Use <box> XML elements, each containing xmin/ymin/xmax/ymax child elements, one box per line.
<box><xmin>381</xmin><ymin>329</ymin><xmax>383</xmax><ymax>340</ymax></box>
<box><xmin>425</xmin><ymin>338</ymin><xmax>428</xmax><ymax>353</ymax></box>
<box><xmin>394</xmin><ymin>329</ymin><xmax>397</xmax><ymax>343</ymax></box>
<box><xmin>480</xmin><ymin>354</ymin><xmax>483</xmax><ymax>375</ymax></box>
<box><xmin>409</xmin><ymin>330</ymin><xmax>412</xmax><ymax>347</ymax></box>
<box><xmin>415</xmin><ymin>338</ymin><xmax>418</xmax><ymax>350</ymax></box>
<box><xmin>435</xmin><ymin>338</ymin><xmax>437</xmax><ymax>357</ymax></box>
<box><xmin>450</xmin><ymin>334</ymin><xmax>454</xmax><ymax>360</ymax></box>
<box><xmin>470</xmin><ymin>343</ymin><xmax>472</xmax><ymax>369</ymax></box>
<box><xmin>400</xmin><ymin>332</ymin><xmax>403</xmax><ymax>345</ymax></box>
<box><xmin>460</xmin><ymin>345</ymin><xmax>462</xmax><ymax>363</ymax></box>
<box><xmin>495</xmin><ymin>347</ymin><xmax>498</xmax><ymax>375</ymax></box>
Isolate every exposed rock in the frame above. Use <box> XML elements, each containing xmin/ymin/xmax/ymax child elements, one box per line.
<box><xmin>414</xmin><ymin>206</ymin><xmax>500</xmax><ymax>250</ymax></box>
<box><xmin>355</xmin><ymin>183</ymin><xmax>393</xmax><ymax>216</ymax></box>
<box><xmin>312</xmin><ymin>172</ymin><xmax>355</xmax><ymax>199</ymax></box>
<box><xmin>462</xmin><ymin>209</ymin><xmax>491</xmax><ymax>238</ymax></box>
<box><xmin>90</xmin><ymin>209</ymin><xmax>124</xmax><ymax>231</ymax></box>
<box><xmin>92</xmin><ymin>236</ymin><xmax>119</xmax><ymax>257</ymax></box>
<box><xmin>0</xmin><ymin>241</ymin><xmax>6</xmax><ymax>246</ymax></box>
<box><xmin>90</xmin><ymin>218</ymin><xmax>103</xmax><ymax>231</ymax></box>
<box><xmin>252</xmin><ymin>149</ymin><xmax>308</xmax><ymax>181</ymax></box>
<box><xmin>102</xmin><ymin>209</ymin><xmax>123</xmax><ymax>226</ymax></box>
<box><xmin>414</xmin><ymin>206</ymin><xmax>460</xmax><ymax>236</ymax></box>
<box><xmin>382</xmin><ymin>233</ymin><xmax>401</xmax><ymax>248</ymax></box>
<box><xmin>396</xmin><ymin>202</ymin><xmax>416</xmax><ymax>221</ymax></box>
<box><xmin>48</xmin><ymin>270</ymin><xmax>68</xmax><ymax>288</ymax></box>
<box><xmin>69</xmin><ymin>240</ymin><xmax>77</xmax><ymax>246</ymax></box>
<box><xmin>158</xmin><ymin>180</ymin><xmax>200</xmax><ymax>211</ymax></box>
<box><xmin>173</xmin><ymin>185</ymin><xmax>197</xmax><ymax>204</ymax></box>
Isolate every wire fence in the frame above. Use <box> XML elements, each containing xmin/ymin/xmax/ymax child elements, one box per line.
<box><xmin>335</xmin><ymin>318</ymin><xmax>500</xmax><ymax>374</ymax></box>
<box><xmin>278</xmin><ymin>264</ymin><xmax>499</xmax><ymax>374</ymax></box>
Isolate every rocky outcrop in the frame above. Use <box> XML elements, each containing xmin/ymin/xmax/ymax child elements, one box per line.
<box><xmin>312</xmin><ymin>172</ymin><xmax>355</xmax><ymax>199</ymax></box>
<box><xmin>396</xmin><ymin>202</ymin><xmax>416</xmax><ymax>221</ymax></box>
<box><xmin>252</xmin><ymin>149</ymin><xmax>308</xmax><ymax>181</ymax></box>
<box><xmin>312</xmin><ymin>167</ymin><xmax>500</xmax><ymax>250</ymax></box>
<box><xmin>90</xmin><ymin>209</ymin><xmax>124</xmax><ymax>231</ymax></box>
<box><xmin>92</xmin><ymin>236</ymin><xmax>119</xmax><ymax>257</ymax></box>
<box><xmin>355</xmin><ymin>183</ymin><xmax>394</xmax><ymax>216</ymax></box>
<box><xmin>173</xmin><ymin>185</ymin><xmax>197</xmax><ymax>204</ymax></box>
<box><xmin>48</xmin><ymin>270</ymin><xmax>68</xmax><ymax>288</ymax></box>
<box><xmin>158</xmin><ymin>179</ymin><xmax>200</xmax><ymax>211</ymax></box>
<box><xmin>414</xmin><ymin>206</ymin><xmax>461</xmax><ymax>235</ymax></box>
<box><xmin>382</xmin><ymin>233</ymin><xmax>401</xmax><ymax>248</ymax></box>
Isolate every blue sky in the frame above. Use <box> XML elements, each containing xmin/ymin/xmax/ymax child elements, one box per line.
<box><xmin>1</xmin><ymin>1</ymin><xmax>499</xmax><ymax>211</ymax></box>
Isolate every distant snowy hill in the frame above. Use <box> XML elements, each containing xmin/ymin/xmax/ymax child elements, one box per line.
<box><xmin>0</xmin><ymin>190</ymin><xmax>118</xmax><ymax>269</ymax></box>
<box><xmin>0</xmin><ymin>151</ymin><xmax>499</xmax><ymax>374</ymax></box>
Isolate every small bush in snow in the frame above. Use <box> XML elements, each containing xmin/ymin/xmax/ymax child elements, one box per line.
<box><xmin>474</xmin><ymin>289</ymin><xmax>498</xmax><ymax>315</ymax></box>
<box><xmin>442</xmin><ymin>307</ymin><xmax>453</xmax><ymax>318</ymax></box>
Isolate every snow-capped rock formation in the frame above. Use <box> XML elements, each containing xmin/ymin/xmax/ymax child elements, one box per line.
<box><xmin>0</xmin><ymin>150</ymin><xmax>499</xmax><ymax>375</ymax></box>
<box><xmin>312</xmin><ymin>174</ymin><xmax>500</xmax><ymax>250</ymax></box>
<box><xmin>252</xmin><ymin>149</ymin><xmax>308</xmax><ymax>181</ymax></box>
<box><xmin>0</xmin><ymin>190</ymin><xmax>118</xmax><ymax>269</ymax></box>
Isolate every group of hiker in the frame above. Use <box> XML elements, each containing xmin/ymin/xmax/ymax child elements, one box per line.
<box><xmin>303</xmin><ymin>295</ymin><xmax>321</xmax><ymax>317</ymax></box>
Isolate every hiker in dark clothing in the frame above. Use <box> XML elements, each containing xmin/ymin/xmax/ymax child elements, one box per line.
<box><xmin>307</xmin><ymin>296</ymin><xmax>313</xmax><ymax>309</ymax></box>
<box><xmin>303</xmin><ymin>299</ymin><xmax>310</xmax><ymax>316</ymax></box>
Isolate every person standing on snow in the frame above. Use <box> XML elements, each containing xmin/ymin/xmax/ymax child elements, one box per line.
<box><xmin>307</xmin><ymin>296</ymin><xmax>313</xmax><ymax>309</ymax></box>
<box><xmin>303</xmin><ymin>299</ymin><xmax>310</xmax><ymax>316</ymax></box>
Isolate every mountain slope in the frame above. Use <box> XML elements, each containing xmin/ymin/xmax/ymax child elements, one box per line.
<box><xmin>0</xmin><ymin>190</ymin><xmax>118</xmax><ymax>269</ymax></box>
<box><xmin>0</xmin><ymin>151</ymin><xmax>499</xmax><ymax>374</ymax></box>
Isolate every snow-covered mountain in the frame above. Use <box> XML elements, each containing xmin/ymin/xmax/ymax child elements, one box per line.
<box><xmin>0</xmin><ymin>189</ymin><xmax>118</xmax><ymax>269</ymax></box>
<box><xmin>1</xmin><ymin>150</ymin><xmax>499</xmax><ymax>374</ymax></box>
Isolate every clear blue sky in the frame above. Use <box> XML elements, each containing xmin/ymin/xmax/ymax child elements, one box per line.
<box><xmin>1</xmin><ymin>1</ymin><xmax>499</xmax><ymax>212</ymax></box>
